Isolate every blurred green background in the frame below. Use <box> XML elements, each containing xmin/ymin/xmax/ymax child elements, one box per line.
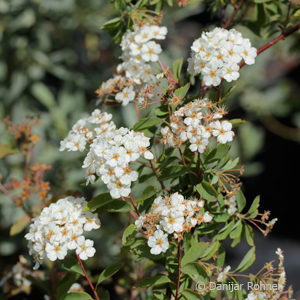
<box><xmin>0</xmin><ymin>0</ymin><xmax>300</xmax><ymax>298</ymax></box>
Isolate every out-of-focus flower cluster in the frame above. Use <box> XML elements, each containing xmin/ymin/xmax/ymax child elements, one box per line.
<box><xmin>0</xmin><ymin>256</ymin><xmax>37</xmax><ymax>296</ymax></box>
<box><xmin>161</xmin><ymin>98</ymin><xmax>234</xmax><ymax>152</ymax></box>
<box><xmin>60</xmin><ymin>109</ymin><xmax>153</xmax><ymax>198</ymax></box>
<box><xmin>96</xmin><ymin>23</ymin><xmax>167</xmax><ymax>106</ymax></box>
<box><xmin>25</xmin><ymin>196</ymin><xmax>100</xmax><ymax>269</ymax></box>
<box><xmin>187</xmin><ymin>27</ymin><xmax>257</xmax><ymax>86</ymax></box>
<box><xmin>135</xmin><ymin>193</ymin><xmax>213</xmax><ymax>255</ymax></box>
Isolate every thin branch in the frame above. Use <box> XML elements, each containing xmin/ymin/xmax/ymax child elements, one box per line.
<box><xmin>197</xmin><ymin>152</ymin><xmax>201</xmax><ymax>184</ymax></box>
<box><xmin>149</xmin><ymin>160</ymin><xmax>169</xmax><ymax>192</ymax></box>
<box><xmin>223</xmin><ymin>0</ymin><xmax>245</xmax><ymax>29</ymax></box>
<box><xmin>239</xmin><ymin>23</ymin><xmax>300</xmax><ymax>69</ymax></box>
<box><xmin>121</xmin><ymin>196</ymin><xmax>138</xmax><ymax>220</ymax></box>
<box><xmin>217</xmin><ymin>85</ymin><xmax>221</xmax><ymax>102</ymax></box>
<box><xmin>130</xmin><ymin>262</ymin><xmax>142</xmax><ymax>300</ymax></box>
<box><xmin>175</xmin><ymin>241</ymin><xmax>182</xmax><ymax>300</ymax></box>
<box><xmin>129</xmin><ymin>193</ymin><xmax>141</xmax><ymax>216</ymax></box>
<box><xmin>75</xmin><ymin>251</ymin><xmax>100</xmax><ymax>300</ymax></box>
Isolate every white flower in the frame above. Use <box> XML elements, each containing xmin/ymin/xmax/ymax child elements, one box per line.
<box><xmin>222</xmin><ymin>63</ymin><xmax>240</xmax><ymax>82</ymax></box>
<box><xmin>211</xmin><ymin>120</ymin><xmax>234</xmax><ymax>144</ymax></box>
<box><xmin>202</xmin><ymin>64</ymin><xmax>223</xmax><ymax>86</ymax></box>
<box><xmin>151</xmin><ymin>25</ymin><xmax>167</xmax><ymax>40</ymax></box>
<box><xmin>217</xmin><ymin>265</ymin><xmax>231</xmax><ymax>282</ymax></box>
<box><xmin>246</xmin><ymin>292</ymin><xmax>267</xmax><ymax>300</ymax></box>
<box><xmin>189</xmin><ymin>136</ymin><xmax>209</xmax><ymax>153</ymax></box>
<box><xmin>147</xmin><ymin>230</ymin><xmax>169</xmax><ymax>255</ymax></box>
<box><xmin>76</xmin><ymin>237</ymin><xmax>96</xmax><ymax>260</ymax></box>
<box><xmin>141</xmin><ymin>41</ymin><xmax>162</xmax><ymax>62</ymax></box>
<box><xmin>46</xmin><ymin>243</ymin><xmax>68</xmax><ymax>261</ymax></box>
<box><xmin>115</xmin><ymin>86</ymin><xmax>136</xmax><ymax>106</ymax></box>
<box><xmin>203</xmin><ymin>211</ymin><xmax>213</xmax><ymax>222</ymax></box>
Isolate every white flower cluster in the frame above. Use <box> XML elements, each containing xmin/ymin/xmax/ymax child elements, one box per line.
<box><xmin>135</xmin><ymin>193</ymin><xmax>213</xmax><ymax>255</ymax></box>
<box><xmin>97</xmin><ymin>23</ymin><xmax>167</xmax><ymax>106</ymax></box>
<box><xmin>25</xmin><ymin>196</ymin><xmax>100</xmax><ymax>269</ymax></box>
<box><xmin>224</xmin><ymin>194</ymin><xmax>237</xmax><ymax>215</ymax></box>
<box><xmin>60</xmin><ymin>109</ymin><xmax>154</xmax><ymax>198</ymax></box>
<box><xmin>161</xmin><ymin>99</ymin><xmax>234</xmax><ymax>153</ymax></box>
<box><xmin>0</xmin><ymin>256</ymin><xmax>33</xmax><ymax>294</ymax></box>
<box><xmin>187</xmin><ymin>27</ymin><xmax>257</xmax><ymax>86</ymax></box>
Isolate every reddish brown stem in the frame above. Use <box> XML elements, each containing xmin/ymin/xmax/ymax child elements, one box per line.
<box><xmin>223</xmin><ymin>0</ymin><xmax>245</xmax><ymax>29</ymax></box>
<box><xmin>121</xmin><ymin>196</ymin><xmax>138</xmax><ymax>220</ymax></box>
<box><xmin>239</xmin><ymin>23</ymin><xmax>300</xmax><ymax>69</ymax></box>
<box><xmin>175</xmin><ymin>241</ymin><xmax>182</xmax><ymax>300</ymax></box>
<box><xmin>129</xmin><ymin>193</ymin><xmax>140</xmax><ymax>216</ymax></box>
<box><xmin>130</xmin><ymin>262</ymin><xmax>142</xmax><ymax>300</ymax></box>
<box><xmin>197</xmin><ymin>152</ymin><xmax>201</xmax><ymax>184</ymax></box>
<box><xmin>217</xmin><ymin>85</ymin><xmax>221</xmax><ymax>102</ymax></box>
<box><xmin>149</xmin><ymin>160</ymin><xmax>169</xmax><ymax>192</ymax></box>
<box><xmin>178</xmin><ymin>148</ymin><xmax>187</xmax><ymax>167</ymax></box>
<box><xmin>75</xmin><ymin>251</ymin><xmax>100</xmax><ymax>300</ymax></box>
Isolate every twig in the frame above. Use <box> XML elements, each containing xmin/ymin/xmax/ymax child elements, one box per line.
<box><xmin>217</xmin><ymin>85</ymin><xmax>221</xmax><ymax>102</ymax></box>
<box><xmin>75</xmin><ymin>251</ymin><xmax>100</xmax><ymax>300</ymax></box>
<box><xmin>175</xmin><ymin>241</ymin><xmax>182</xmax><ymax>300</ymax></box>
<box><xmin>223</xmin><ymin>0</ymin><xmax>245</xmax><ymax>29</ymax></box>
<box><xmin>121</xmin><ymin>196</ymin><xmax>138</xmax><ymax>220</ymax></box>
<box><xmin>129</xmin><ymin>193</ymin><xmax>141</xmax><ymax>216</ymax></box>
<box><xmin>149</xmin><ymin>160</ymin><xmax>169</xmax><ymax>192</ymax></box>
<box><xmin>239</xmin><ymin>23</ymin><xmax>300</xmax><ymax>69</ymax></box>
<box><xmin>178</xmin><ymin>148</ymin><xmax>187</xmax><ymax>167</ymax></box>
<box><xmin>197</xmin><ymin>152</ymin><xmax>201</xmax><ymax>184</ymax></box>
<box><xmin>130</xmin><ymin>262</ymin><xmax>142</xmax><ymax>300</ymax></box>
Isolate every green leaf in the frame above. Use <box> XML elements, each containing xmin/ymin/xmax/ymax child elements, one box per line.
<box><xmin>221</xmin><ymin>157</ymin><xmax>239</xmax><ymax>171</ymax></box>
<box><xmin>10</xmin><ymin>215</ymin><xmax>30</xmax><ymax>236</ymax></box>
<box><xmin>83</xmin><ymin>193</ymin><xmax>113</xmax><ymax>212</ymax></box>
<box><xmin>236</xmin><ymin>190</ymin><xmax>246</xmax><ymax>213</ymax></box>
<box><xmin>235</xmin><ymin>247</ymin><xmax>256</xmax><ymax>272</ymax></box>
<box><xmin>106</xmin><ymin>200</ymin><xmax>132</xmax><ymax>213</ymax></box>
<box><xmin>61</xmin><ymin>256</ymin><xmax>84</xmax><ymax>276</ymax></box>
<box><xmin>247</xmin><ymin>195</ymin><xmax>260</xmax><ymax>216</ymax></box>
<box><xmin>245</xmin><ymin>224</ymin><xmax>254</xmax><ymax>246</ymax></box>
<box><xmin>154</xmin><ymin>106</ymin><xmax>169</xmax><ymax>117</ymax></box>
<box><xmin>174</xmin><ymin>83</ymin><xmax>190</xmax><ymax>99</ymax></box>
<box><xmin>160</xmin><ymin>165</ymin><xmax>188</xmax><ymax>180</ymax></box>
<box><xmin>229</xmin><ymin>220</ymin><xmax>243</xmax><ymax>239</ymax></box>
<box><xmin>31</xmin><ymin>82</ymin><xmax>56</xmax><ymax>110</ymax></box>
<box><xmin>97</xmin><ymin>262</ymin><xmax>123</xmax><ymax>286</ymax></box>
<box><xmin>181</xmin><ymin>262</ymin><xmax>208</xmax><ymax>283</ymax></box>
<box><xmin>201</xmin><ymin>241</ymin><xmax>220</xmax><ymax>260</ymax></box>
<box><xmin>181</xmin><ymin>242</ymin><xmax>207</xmax><ymax>267</ymax></box>
<box><xmin>229</xmin><ymin>119</ymin><xmax>246</xmax><ymax>128</ymax></box>
<box><xmin>216</xmin><ymin>221</ymin><xmax>235</xmax><ymax>240</ymax></box>
<box><xmin>172</xmin><ymin>58</ymin><xmax>183</xmax><ymax>80</ymax></box>
<box><xmin>122</xmin><ymin>224</ymin><xmax>137</xmax><ymax>246</ymax></box>
<box><xmin>63</xmin><ymin>292</ymin><xmax>92</xmax><ymax>300</ymax></box>
<box><xmin>216</xmin><ymin>246</ymin><xmax>226</xmax><ymax>267</ymax></box>
<box><xmin>0</xmin><ymin>144</ymin><xmax>19</xmax><ymax>159</ymax></box>
<box><xmin>205</xmin><ymin>144</ymin><xmax>231</xmax><ymax>164</ymax></box>
<box><xmin>134</xmin><ymin>185</ymin><xmax>157</xmax><ymax>203</ymax></box>
<box><xmin>182</xmin><ymin>289</ymin><xmax>204</xmax><ymax>300</ymax></box>
<box><xmin>195</xmin><ymin>181</ymin><xmax>218</xmax><ymax>202</ymax></box>
<box><xmin>133</xmin><ymin>117</ymin><xmax>162</xmax><ymax>131</ymax></box>
<box><xmin>56</xmin><ymin>273</ymin><xmax>79</xmax><ymax>300</ymax></box>
<box><xmin>136</xmin><ymin>275</ymin><xmax>170</xmax><ymax>288</ymax></box>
